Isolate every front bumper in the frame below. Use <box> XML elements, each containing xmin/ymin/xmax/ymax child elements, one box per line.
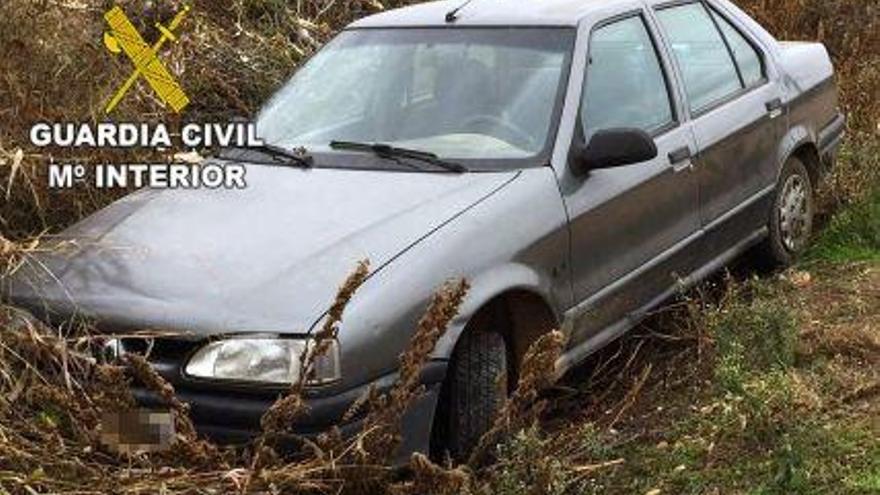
<box><xmin>133</xmin><ymin>360</ymin><xmax>447</xmax><ymax>462</ymax></box>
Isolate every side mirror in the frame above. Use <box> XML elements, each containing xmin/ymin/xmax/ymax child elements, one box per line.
<box><xmin>571</xmin><ymin>128</ymin><xmax>658</xmax><ymax>176</ymax></box>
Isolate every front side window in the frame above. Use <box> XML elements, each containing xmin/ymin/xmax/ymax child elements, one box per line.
<box><xmin>255</xmin><ymin>28</ymin><xmax>575</xmax><ymax>168</ymax></box>
<box><xmin>581</xmin><ymin>15</ymin><xmax>674</xmax><ymax>137</ymax></box>
<box><xmin>656</xmin><ymin>2</ymin><xmax>742</xmax><ymax>112</ymax></box>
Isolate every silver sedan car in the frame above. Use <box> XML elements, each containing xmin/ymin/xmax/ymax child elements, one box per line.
<box><xmin>6</xmin><ymin>0</ymin><xmax>844</xmax><ymax>461</ymax></box>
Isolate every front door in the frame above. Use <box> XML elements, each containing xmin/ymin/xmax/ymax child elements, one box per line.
<box><xmin>561</xmin><ymin>12</ymin><xmax>701</xmax><ymax>347</ymax></box>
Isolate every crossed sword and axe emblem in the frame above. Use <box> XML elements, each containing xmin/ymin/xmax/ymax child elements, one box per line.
<box><xmin>103</xmin><ymin>4</ymin><xmax>191</xmax><ymax>114</ymax></box>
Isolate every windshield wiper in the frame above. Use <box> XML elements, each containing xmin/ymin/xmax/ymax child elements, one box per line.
<box><xmin>224</xmin><ymin>143</ymin><xmax>313</xmax><ymax>168</ymax></box>
<box><xmin>329</xmin><ymin>141</ymin><xmax>467</xmax><ymax>173</ymax></box>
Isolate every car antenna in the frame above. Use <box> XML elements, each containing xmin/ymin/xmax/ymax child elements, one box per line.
<box><xmin>445</xmin><ymin>0</ymin><xmax>476</xmax><ymax>22</ymax></box>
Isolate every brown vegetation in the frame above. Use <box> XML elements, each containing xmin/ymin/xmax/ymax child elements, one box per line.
<box><xmin>0</xmin><ymin>0</ymin><xmax>878</xmax><ymax>493</ymax></box>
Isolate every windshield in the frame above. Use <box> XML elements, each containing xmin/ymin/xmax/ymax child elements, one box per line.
<box><xmin>255</xmin><ymin>28</ymin><xmax>575</xmax><ymax>170</ymax></box>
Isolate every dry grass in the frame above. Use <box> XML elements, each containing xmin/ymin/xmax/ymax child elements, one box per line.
<box><xmin>0</xmin><ymin>0</ymin><xmax>878</xmax><ymax>493</ymax></box>
<box><xmin>355</xmin><ymin>278</ymin><xmax>469</xmax><ymax>464</ymax></box>
<box><xmin>468</xmin><ymin>330</ymin><xmax>566</xmax><ymax>467</ymax></box>
<box><xmin>0</xmin><ymin>263</ymin><xmax>568</xmax><ymax>494</ymax></box>
<box><xmin>259</xmin><ymin>260</ymin><xmax>370</xmax><ymax>440</ymax></box>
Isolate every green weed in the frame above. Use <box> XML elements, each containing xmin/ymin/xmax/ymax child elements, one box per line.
<box><xmin>707</xmin><ymin>288</ymin><xmax>799</xmax><ymax>393</ymax></box>
<box><xmin>809</xmin><ymin>190</ymin><xmax>880</xmax><ymax>263</ymax></box>
<box><xmin>487</xmin><ymin>425</ymin><xmax>573</xmax><ymax>495</ymax></box>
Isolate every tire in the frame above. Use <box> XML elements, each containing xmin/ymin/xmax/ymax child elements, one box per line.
<box><xmin>431</xmin><ymin>327</ymin><xmax>508</xmax><ymax>463</ymax></box>
<box><xmin>755</xmin><ymin>156</ymin><xmax>816</xmax><ymax>268</ymax></box>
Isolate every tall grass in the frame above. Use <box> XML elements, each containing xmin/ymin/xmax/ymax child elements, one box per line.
<box><xmin>809</xmin><ymin>190</ymin><xmax>880</xmax><ymax>262</ymax></box>
<box><xmin>0</xmin><ymin>0</ymin><xmax>877</xmax><ymax>493</ymax></box>
<box><xmin>0</xmin><ymin>265</ymin><xmax>497</xmax><ymax>494</ymax></box>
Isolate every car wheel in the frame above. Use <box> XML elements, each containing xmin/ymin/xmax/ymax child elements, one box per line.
<box><xmin>757</xmin><ymin>156</ymin><xmax>815</xmax><ymax>268</ymax></box>
<box><xmin>431</xmin><ymin>326</ymin><xmax>508</xmax><ymax>463</ymax></box>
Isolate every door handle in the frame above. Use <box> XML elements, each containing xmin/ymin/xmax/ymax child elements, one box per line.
<box><xmin>669</xmin><ymin>146</ymin><xmax>693</xmax><ymax>173</ymax></box>
<box><xmin>669</xmin><ymin>146</ymin><xmax>691</xmax><ymax>163</ymax></box>
<box><xmin>766</xmin><ymin>98</ymin><xmax>784</xmax><ymax>119</ymax></box>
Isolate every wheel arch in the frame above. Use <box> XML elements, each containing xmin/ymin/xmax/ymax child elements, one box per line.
<box><xmin>460</xmin><ymin>289</ymin><xmax>558</xmax><ymax>379</ymax></box>
<box><xmin>777</xmin><ymin>126</ymin><xmax>822</xmax><ymax>189</ymax></box>
<box><xmin>790</xmin><ymin>142</ymin><xmax>822</xmax><ymax>190</ymax></box>
<box><xmin>435</xmin><ymin>278</ymin><xmax>560</xmax><ymax>385</ymax></box>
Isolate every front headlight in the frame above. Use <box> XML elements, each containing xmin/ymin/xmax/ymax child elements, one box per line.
<box><xmin>184</xmin><ymin>337</ymin><xmax>341</xmax><ymax>385</ymax></box>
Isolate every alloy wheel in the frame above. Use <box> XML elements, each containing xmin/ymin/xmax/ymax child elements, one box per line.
<box><xmin>778</xmin><ymin>173</ymin><xmax>812</xmax><ymax>253</ymax></box>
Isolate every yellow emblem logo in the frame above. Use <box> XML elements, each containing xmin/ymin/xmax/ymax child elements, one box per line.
<box><xmin>103</xmin><ymin>4</ymin><xmax>191</xmax><ymax>114</ymax></box>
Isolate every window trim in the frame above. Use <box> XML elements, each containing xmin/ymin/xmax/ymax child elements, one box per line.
<box><xmin>653</xmin><ymin>0</ymin><xmax>772</xmax><ymax>118</ymax></box>
<box><xmin>707</xmin><ymin>4</ymin><xmax>769</xmax><ymax>90</ymax></box>
<box><xmin>578</xmin><ymin>10</ymin><xmax>680</xmax><ymax>141</ymax></box>
<box><xmin>707</xmin><ymin>6</ymin><xmax>746</xmax><ymax>88</ymax></box>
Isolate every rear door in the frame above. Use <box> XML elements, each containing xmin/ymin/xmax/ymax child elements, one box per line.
<box><xmin>563</xmin><ymin>11</ymin><xmax>700</xmax><ymax>346</ymax></box>
<box><xmin>654</xmin><ymin>1</ymin><xmax>785</xmax><ymax>255</ymax></box>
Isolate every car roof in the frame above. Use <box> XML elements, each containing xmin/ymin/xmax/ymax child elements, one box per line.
<box><xmin>349</xmin><ymin>0</ymin><xmax>645</xmax><ymax>28</ymax></box>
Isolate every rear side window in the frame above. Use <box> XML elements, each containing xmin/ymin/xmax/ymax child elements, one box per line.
<box><xmin>711</xmin><ymin>9</ymin><xmax>765</xmax><ymax>87</ymax></box>
<box><xmin>581</xmin><ymin>16</ymin><xmax>674</xmax><ymax>137</ymax></box>
<box><xmin>656</xmin><ymin>2</ymin><xmax>741</xmax><ymax>112</ymax></box>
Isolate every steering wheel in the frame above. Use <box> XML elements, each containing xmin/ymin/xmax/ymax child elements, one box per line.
<box><xmin>462</xmin><ymin>114</ymin><xmax>536</xmax><ymax>151</ymax></box>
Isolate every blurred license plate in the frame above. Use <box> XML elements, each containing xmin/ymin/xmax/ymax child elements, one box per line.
<box><xmin>100</xmin><ymin>409</ymin><xmax>175</xmax><ymax>454</ymax></box>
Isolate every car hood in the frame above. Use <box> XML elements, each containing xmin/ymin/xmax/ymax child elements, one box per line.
<box><xmin>8</xmin><ymin>162</ymin><xmax>517</xmax><ymax>334</ymax></box>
